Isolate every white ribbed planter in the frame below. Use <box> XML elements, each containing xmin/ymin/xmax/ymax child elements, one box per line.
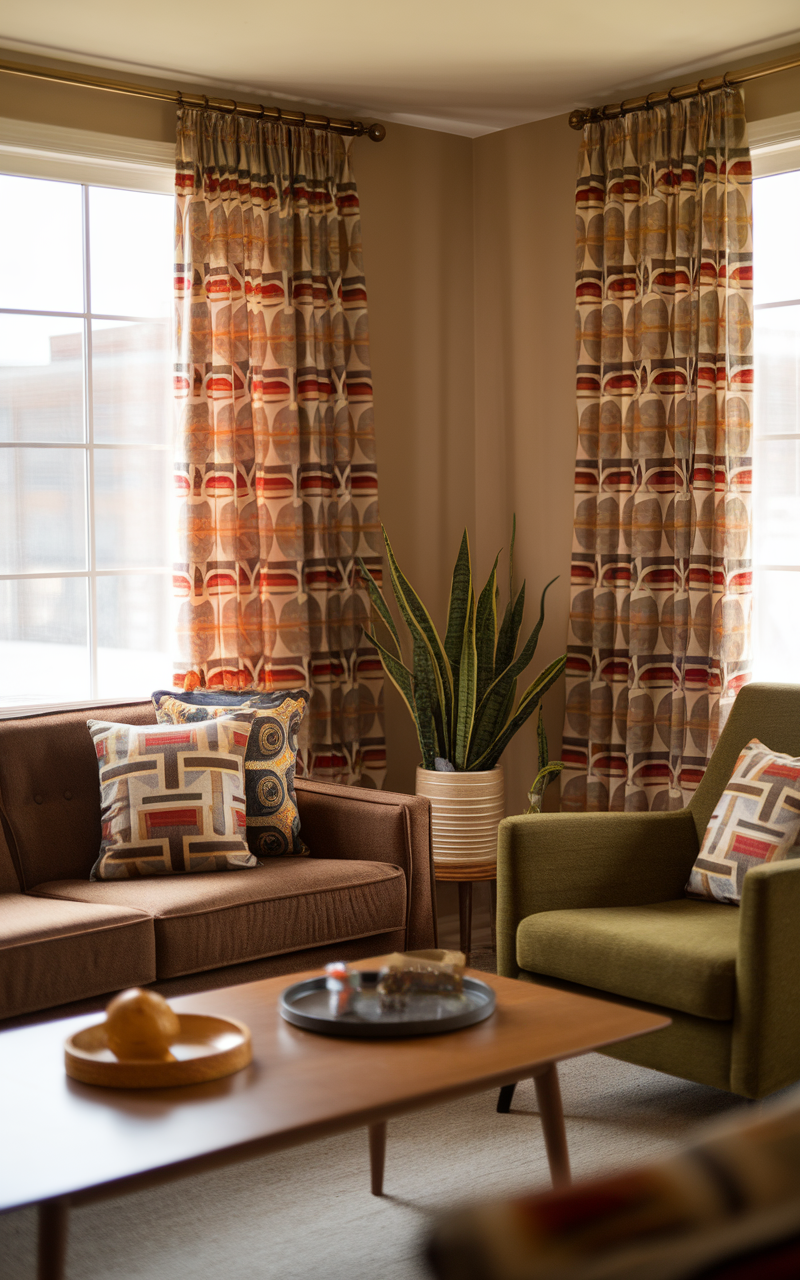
<box><xmin>415</xmin><ymin>764</ymin><xmax>505</xmax><ymax>867</ymax></box>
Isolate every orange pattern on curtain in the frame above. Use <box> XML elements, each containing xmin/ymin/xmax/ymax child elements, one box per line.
<box><xmin>173</xmin><ymin>109</ymin><xmax>385</xmax><ymax>787</ymax></box>
<box><xmin>562</xmin><ymin>88</ymin><xmax>753</xmax><ymax>812</ymax></box>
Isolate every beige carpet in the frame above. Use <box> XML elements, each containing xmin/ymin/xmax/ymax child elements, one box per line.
<box><xmin>1</xmin><ymin>1025</ymin><xmax>764</xmax><ymax>1280</ymax></box>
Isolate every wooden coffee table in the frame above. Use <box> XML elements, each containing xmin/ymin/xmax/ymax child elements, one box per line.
<box><xmin>0</xmin><ymin>959</ymin><xmax>668</xmax><ymax>1279</ymax></box>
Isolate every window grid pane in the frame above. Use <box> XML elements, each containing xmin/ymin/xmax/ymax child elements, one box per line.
<box><xmin>752</xmin><ymin>165</ymin><xmax>800</xmax><ymax>684</ymax></box>
<box><xmin>0</xmin><ymin>173</ymin><xmax>174</xmax><ymax>712</ymax></box>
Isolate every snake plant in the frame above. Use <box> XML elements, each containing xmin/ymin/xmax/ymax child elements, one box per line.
<box><xmin>357</xmin><ymin>522</ymin><xmax>567</xmax><ymax>772</ymax></box>
<box><xmin>525</xmin><ymin>707</ymin><xmax>565</xmax><ymax>812</ymax></box>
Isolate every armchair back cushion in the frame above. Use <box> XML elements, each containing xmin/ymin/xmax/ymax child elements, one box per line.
<box><xmin>690</xmin><ymin>684</ymin><xmax>800</xmax><ymax>842</ymax></box>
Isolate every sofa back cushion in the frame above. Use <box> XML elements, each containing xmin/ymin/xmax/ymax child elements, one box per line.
<box><xmin>0</xmin><ymin>702</ymin><xmax>156</xmax><ymax>889</ymax></box>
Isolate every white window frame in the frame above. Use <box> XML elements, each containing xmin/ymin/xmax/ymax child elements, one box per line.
<box><xmin>0</xmin><ymin>119</ymin><xmax>175</xmax><ymax>718</ymax></box>
<box><xmin>749</xmin><ymin>111</ymin><xmax>800</xmax><ymax>684</ymax></box>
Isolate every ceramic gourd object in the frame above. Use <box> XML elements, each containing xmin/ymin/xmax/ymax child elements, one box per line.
<box><xmin>105</xmin><ymin>988</ymin><xmax>180</xmax><ymax>1062</ymax></box>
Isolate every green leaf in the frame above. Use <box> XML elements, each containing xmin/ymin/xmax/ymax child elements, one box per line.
<box><xmin>526</xmin><ymin>761</ymin><xmax>565</xmax><ymax>813</ymax></box>
<box><xmin>411</xmin><ymin>643</ymin><xmax>439</xmax><ymax>769</ymax></box>
<box><xmin>494</xmin><ymin>581</ymin><xmax>525</xmax><ymax>680</ymax></box>
<box><xmin>383</xmin><ymin>528</ymin><xmax>453</xmax><ymax>757</ymax></box>
<box><xmin>469</xmin><ymin>653</ymin><xmax>567</xmax><ymax>771</ymax></box>
<box><xmin>469</xmin><ymin>576</ymin><xmax>558</xmax><ymax>764</ymax></box>
<box><xmin>364</xmin><ymin>628</ymin><xmax>414</xmax><ymax>713</ymax></box>
<box><xmin>357</xmin><ymin>556</ymin><xmax>401</xmax><ymax>659</ymax></box>
<box><xmin>385</xmin><ymin>566</ymin><xmax>450</xmax><ymax>760</ymax></box>
<box><xmin>454</xmin><ymin>581</ymin><xmax>477</xmax><ymax>769</ymax></box>
<box><xmin>475</xmin><ymin>554</ymin><xmax>499</xmax><ymax>710</ymax></box>
<box><xmin>537</xmin><ymin>704</ymin><xmax>549</xmax><ymax>773</ymax></box>
<box><xmin>443</xmin><ymin>530</ymin><xmax>472</xmax><ymax>727</ymax></box>
<box><xmin>504</xmin><ymin>576</ymin><xmax>559</xmax><ymax>686</ymax></box>
<box><xmin>365</xmin><ymin>627</ymin><xmax>435</xmax><ymax>769</ymax></box>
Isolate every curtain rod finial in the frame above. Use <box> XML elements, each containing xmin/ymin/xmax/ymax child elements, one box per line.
<box><xmin>568</xmin><ymin>110</ymin><xmax>586</xmax><ymax>131</ymax></box>
<box><xmin>367</xmin><ymin>122</ymin><xmax>387</xmax><ymax>142</ymax></box>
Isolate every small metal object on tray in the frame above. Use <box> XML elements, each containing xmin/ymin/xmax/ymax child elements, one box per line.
<box><xmin>280</xmin><ymin>971</ymin><xmax>496</xmax><ymax>1038</ymax></box>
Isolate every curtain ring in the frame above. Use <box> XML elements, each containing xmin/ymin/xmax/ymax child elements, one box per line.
<box><xmin>258</xmin><ymin>103</ymin><xmax>265</xmax><ymax>119</ymax></box>
<box><xmin>668</xmin><ymin>86</ymin><xmax>679</xmax><ymax>101</ymax></box>
<box><xmin>697</xmin><ymin>79</ymin><xmax>709</xmax><ymax>95</ymax></box>
<box><xmin>176</xmin><ymin>90</ymin><xmax>183</xmax><ymax>108</ymax></box>
<box><xmin>202</xmin><ymin>95</ymin><xmax>209</xmax><ymax>110</ymax></box>
<box><xmin>723</xmin><ymin>71</ymin><xmax>734</xmax><ymax>88</ymax></box>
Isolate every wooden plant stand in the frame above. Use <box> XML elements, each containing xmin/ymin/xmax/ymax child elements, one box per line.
<box><xmin>434</xmin><ymin>861</ymin><xmax>497</xmax><ymax>960</ymax></box>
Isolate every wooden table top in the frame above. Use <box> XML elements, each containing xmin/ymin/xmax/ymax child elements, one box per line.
<box><xmin>0</xmin><ymin>959</ymin><xmax>668</xmax><ymax>1213</ymax></box>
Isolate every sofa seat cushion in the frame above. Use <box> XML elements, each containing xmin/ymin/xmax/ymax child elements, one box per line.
<box><xmin>0</xmin><ymin>895</ymin><xmax>155</xmax><ymax>1020</ymax></box>
<box><xmin>516</xmin><ymin>899</ymin><xmax>740</xmax><ymax>1021</ymax></box>
<box><xmin>31</xmin><ymin>858</ymin><xmax>407</xmax><ymax>979</ymax></box>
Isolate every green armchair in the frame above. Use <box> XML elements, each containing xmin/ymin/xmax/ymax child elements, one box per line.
<box><xmin>496</xmin><ymin>683</ymin><xmax>800</xmax><ymax>1100</ymax></box>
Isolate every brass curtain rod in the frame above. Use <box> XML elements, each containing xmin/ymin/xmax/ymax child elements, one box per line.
<box><xmin>0</xmin><ymin>55</ymin><xmax>387</xmax><ymax>141</ymax></box>
<box><xmin>568</xmin><ymin>46</ymin><xmax>800</xmax><ymax>130</ymax></box>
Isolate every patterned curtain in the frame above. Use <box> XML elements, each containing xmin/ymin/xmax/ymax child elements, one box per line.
<box><xmin>173</xmin><ymin>109</ymin><xmax>385</xmax><ymax>787</ymax></box>
<box><xmin>562</xmin><ymin>88</ymin><xmax>753</xmax><ymax>813</ymax></box>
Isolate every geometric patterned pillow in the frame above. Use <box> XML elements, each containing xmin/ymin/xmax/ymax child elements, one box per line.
<box><xmin>88</xmin><ymin>716</ymin><xmax>258</xmax><ymax>881</ymax></box>
<box><xmin>152</xmin><ymin>694</ymin><xmax>309</xmax><ymax>858</ymax></box>
<box><xmin>151</xmin><ymin>686</ymin><xmax>309</xmax><ymax>773</ymax></box>
<box><xmin>686</xmin><ymin>738</ymin><xmax>800</xmax><ymax>904</ymax></box>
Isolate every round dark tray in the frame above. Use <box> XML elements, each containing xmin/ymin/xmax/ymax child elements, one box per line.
<box><xmin>279</xmin><ymin>971</ymin><xmax>496</xmax><ymax>1039</ymax></box>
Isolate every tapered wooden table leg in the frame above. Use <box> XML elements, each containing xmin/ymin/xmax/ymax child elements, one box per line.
<box><xmin>39</xmin><ymin>1198</ymin><xmax>68</xmax><ymax>1280</ymax></box>
<box><xmin>533</xmin><ymin>1063</ymin><xmax>571</xmax><ymax>1187</ymax></box>
<box><xmin>369</xmin><ymin>1121</ymin><xmax>387</xmax><ymax>1196</ymax></box>
<box><xmin>458</xmin><ymin>881</ymin><xmax>473</xmax><ymax>959</ymax></box>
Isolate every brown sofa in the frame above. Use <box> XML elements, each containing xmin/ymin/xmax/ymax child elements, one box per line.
<box><xmin>0</xmin><ymin>702</ymin><xmax>436</xmax><ymax>1022</ymax></box>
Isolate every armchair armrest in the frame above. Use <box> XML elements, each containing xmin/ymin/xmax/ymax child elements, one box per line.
<box><xmin>496</xmin><ymin>809</ymin><xmax>700</xmax><ymax>978</ymax></box>
<box><xmin>733</xmin><ymin>859</ymin><xmax>800</xmax><ymax>1097</ymax></box>
<box><xmin>294</xmin><ymin>779</ymin><xmax>436</xmax><ymax>952</ymax></box>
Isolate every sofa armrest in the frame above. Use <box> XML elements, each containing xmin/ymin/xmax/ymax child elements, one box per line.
<box><xmin>496</xmin><ymin>809</ymin><xmax>700</xmax><ymax>978</ymax></box>
<box><xmin>733</xmin><ymin>859</ymin><xmax>800</xmax><ymax>1097</ymax></box>
<box><xmin>294</xmin><ymin>780</ymin><xmax>436</xmax><ymax>951</ymax></box>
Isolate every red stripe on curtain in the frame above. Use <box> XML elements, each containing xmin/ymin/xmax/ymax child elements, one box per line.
<box><xmin>173</xmin><ymin>108</ymin><xmax>385</xmax><ymax>788</ymax></box>
<box><xmin>562</xmin><ymin>88</ymin><xmax>753</xmax><ymax>812</ymax></box>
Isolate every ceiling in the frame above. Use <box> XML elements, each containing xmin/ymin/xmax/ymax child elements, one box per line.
<box><xmin>2</xmin><ymin>2</ymin><xmax>800</xmax><ymax>136</ymax></box>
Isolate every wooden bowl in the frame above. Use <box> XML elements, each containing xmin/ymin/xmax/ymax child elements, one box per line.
<box><xmin>65</xmin><ymin>1013</ymin><xmax>252</xmax><ymax>1089</ymax></box>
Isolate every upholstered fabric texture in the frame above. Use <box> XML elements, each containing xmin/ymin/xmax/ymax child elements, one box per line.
<box><xmin>686</xmin><ymin>738</ymin><xmax>800</xmax><ymax>904</ymax></box>
<box><xmin>88</xmin><ymin>717</ymin><xmax>257</xmax><ymax>880</ymax></box>
<box><xmin>516</xmin><ymin>899</ymin><xmax>740</xmax><ymax>1020</ymax></box>
<box><xmin>153</xmin><ymin>693</ymin><xmax>308</xmax><ymax>857</ymax></box>
<box><xmin>0</xmin><ymin>894</ymin><xmax>155</xmax><ymax>1019</ymax></box>
<box><xmin>173</xmin><ymin>108</ymin><xmax>386</xmax><ymax>788</ymax></box>
<box><xmin>563</xmin><ymin>87</ymin><xmax>753</xmax><ymax>813</ymax></box>
<box><xmin>497</xmin><ymin>686</ymin><xmax>800</xmax><ymax>1099</ymax></box>
<box><xmin>33</xmin><ymin>858</ymin><xmax>407</xmax><ymax>979</ymax></box>
<box><xmin>429</xmin><ymin>1092</ymin><xmax>800</xmax><ymax>1280</ymax></box>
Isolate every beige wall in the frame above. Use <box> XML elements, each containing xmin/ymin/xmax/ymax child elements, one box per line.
<box><xmin>472</xmin><ymin>116</ymin><xmax>579</xmax><ymax>817</ymax></box>
<box><xmin>357</xmin><ymin>126</ymin><xmax>475</xmax><ymax>794</ymax></box>
<box><xmin>2</xmin><ymin>43</ymin><xmax>800</xmax><ymax>815</ymax></box>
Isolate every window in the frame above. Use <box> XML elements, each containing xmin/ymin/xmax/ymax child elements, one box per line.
<box><xmin>751</xmin><ymin>115</ymin><xmax>800</xmax><ymax>681</ymax></box>
<box><xmin>0</xmin><ymin>169</ymin><xmax>175</xmax><ymax>712</ymax></box>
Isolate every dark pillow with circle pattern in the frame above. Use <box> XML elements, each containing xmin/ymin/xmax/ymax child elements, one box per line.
<box><xmin>152</xmin><ymin>692</ymin><xmax>308</xmax><ymax>857</ymax></box>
